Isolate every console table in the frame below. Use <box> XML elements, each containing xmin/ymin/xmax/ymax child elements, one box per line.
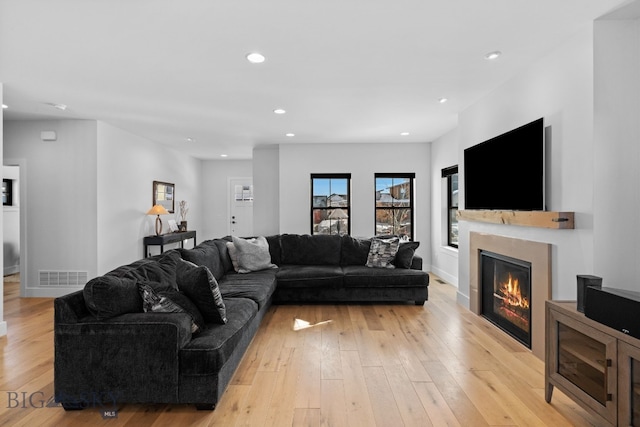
<box><xmin>143</xmin><ymin>230</ymin><xmax>196</xmax><ymax>257</ymax></box>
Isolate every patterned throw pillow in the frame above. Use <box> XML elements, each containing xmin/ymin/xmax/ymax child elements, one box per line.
<box><xmin>366</xmin><ymin>236</ymin><xmax>401</xmax><ymax>268</ymax></box>
<box><xmin>138</xmin><ymin>282</ymin><xmax>204</xmax><ymax>334</ymax></box>
<box><xmin>176</xmin><ymin>259</ymin><xmax>227</xmax><ymax>324</ymax></box>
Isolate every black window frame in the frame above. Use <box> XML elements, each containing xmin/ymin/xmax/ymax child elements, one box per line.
<box><xmin>374</xmin><ymin>173</ymin><xmax>415</xmax><ymax>240</ymax></box>
<box><xmin>442</xmin><ymin>165</ymin><xmax>458</xmax><ymax>248</ymax></box>
<box><xmin>310</xmin><ymin>173</ymin><xmax>351</xmax><ymax>236</ymax></box>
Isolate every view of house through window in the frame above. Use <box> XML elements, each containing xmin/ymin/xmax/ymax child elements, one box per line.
<box><xmin>375</xmin><ymin>173</ymin><xmax>414</xmax><ymax>240</ymax></box>
<box><xmin>442</xmin><ymin>166</ymin><xmax>458</xmax><ymax>247</ymax></box>
<box><xmin>311</xmin><ymin>174</ymin><xmax>351</xmax><ymax>235</ymax></box>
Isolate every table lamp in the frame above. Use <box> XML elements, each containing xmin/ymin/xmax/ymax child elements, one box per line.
<box><xmin>147</xmin><ymin>204</ymin><xmax>169</xmax><ymax>236</ymax></box>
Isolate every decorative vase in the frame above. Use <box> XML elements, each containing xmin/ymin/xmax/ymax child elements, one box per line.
<box><xmin>180</xmin><ymin>221</ymin><xmax>187</xmax><ymax>231</ymax></box>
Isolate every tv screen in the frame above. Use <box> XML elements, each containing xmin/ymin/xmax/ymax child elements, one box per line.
<box><xmin>464</xmin><ymin>118</ymin><xmax>545</xmax><ymax>211</ymax></box>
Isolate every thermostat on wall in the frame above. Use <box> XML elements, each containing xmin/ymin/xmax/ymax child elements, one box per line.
<box><xmin>40</xmin><ymin>131</ymin><xmax>57</xmax><ymax>141</ymax></box>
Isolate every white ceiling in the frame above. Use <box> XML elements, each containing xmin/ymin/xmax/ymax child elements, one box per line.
<box><xmin>0</xmin><ymin>0</ymin><xmax>631</xmax><ymax>159</ymax></box>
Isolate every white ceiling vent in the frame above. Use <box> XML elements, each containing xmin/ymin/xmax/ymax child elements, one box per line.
<box><xmin>39</xmin><ymin>271</ymin><xmax>88</xmax><ymax>287</ymax></box>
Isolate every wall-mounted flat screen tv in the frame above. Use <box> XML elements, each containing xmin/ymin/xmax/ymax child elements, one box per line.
<box><xmin>464</xmin><ymin>118</ymin><xmax>545</xmax><ymax>211</ymax></box>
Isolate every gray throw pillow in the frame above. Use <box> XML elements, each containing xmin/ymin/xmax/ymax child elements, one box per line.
<box><xmin>176</xmin><ymin>259</ymin><xmax>227</xmax><ymax>324</ymax></box>
<box><xmin>226</xmin><ymin>241</ymin><xmax>240</xmax><ymax>272</ymax></box>
<box><xmin>231</xmin><ymin>236</ymin><xmax>277</xmax><ymax>273</ymax></box>
<box><xmin>366</xmin><ymin>236</ymin><xmax>400</xmax><ymax>268</ymax></box>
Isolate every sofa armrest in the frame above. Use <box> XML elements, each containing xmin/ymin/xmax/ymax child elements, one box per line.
<box><xmin>410</xmin><ymin>255</ymin><xmax>423</xmax><ymax>270</ymax></box>
<box><xmin>55</xmin><ymin>312</ymin><xmax>192</xmax><ymax>405</ymax></box>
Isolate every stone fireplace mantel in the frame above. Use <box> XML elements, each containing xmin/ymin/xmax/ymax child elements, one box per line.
<box><xmin>469</xmin><ymin>232</ymin><xmax>551</xmax><ymax>360</ymax></box>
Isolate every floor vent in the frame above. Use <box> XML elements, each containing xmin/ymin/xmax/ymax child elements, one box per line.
<box><xmin>39</xmin><ymin>271</ymin><xmax>89</xmax><ymax>287</ymax></box>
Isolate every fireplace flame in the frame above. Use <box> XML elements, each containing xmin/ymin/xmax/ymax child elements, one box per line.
<box><xmin>494</xmin><ymin>273</ymin><xmax>529</xmax><ymax>309</ymax></box>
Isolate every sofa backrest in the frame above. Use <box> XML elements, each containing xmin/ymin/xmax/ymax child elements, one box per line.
<box><xmin>106</xmin><ymin>250</ymin><xmax>181</xmax><ymax>292</ymax></box>
<box><xmin>340</xmin><ymin>235</ymin><xmax>372</xmax><ymax>266</ymax></box>
<box><xmin>280</xmin><ymin>234</ymin><xmax>341</xmax><ymax>265</ymax></box>
<box><xmin>179</xmin><ymin>240</ymin><xmax>225</xmax><ymax>281</ymax></box>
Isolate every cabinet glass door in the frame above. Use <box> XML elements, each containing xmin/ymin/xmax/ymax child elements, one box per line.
<box><xmin>619</xmin><ymin>341</ymin><xmax>640</xmax><ymax>426</ymax></box>
<box><xmin>558</xmin><ymin>323</ymin><xmax>608</xmax><ymax>404</ymax></box>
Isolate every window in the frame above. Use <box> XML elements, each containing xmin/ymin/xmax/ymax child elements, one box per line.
<box><xmin>442</xmin><ymin>166</ymin><xmax>458</xmax><ymax>248</ymax></box>
<box><xmin>375</xmin><ymin>173</ymin><xmax>415</xmax><ymax>240</ymax></box>
<box><xmin>311</xmin><ymin>174</ymin><xmax>351</xmax><ymax>235</ymax></box>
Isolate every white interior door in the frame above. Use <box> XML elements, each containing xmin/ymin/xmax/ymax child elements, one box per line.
<box><xmin>229</xmin><ymin>178</ymin><xmax>254</xmax><ymax>237</ymax></box>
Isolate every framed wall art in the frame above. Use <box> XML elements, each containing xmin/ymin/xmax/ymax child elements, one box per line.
<box><xmin>153</xmin><ymin>181</ymin><xmax>175</xmax><ymax>213</ymax></box>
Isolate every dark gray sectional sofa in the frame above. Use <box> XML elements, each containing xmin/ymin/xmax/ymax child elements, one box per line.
<box><xmin>54</xmin><ymin>234</ymin><xmax>429</xmax><ymax>410</ymax></box>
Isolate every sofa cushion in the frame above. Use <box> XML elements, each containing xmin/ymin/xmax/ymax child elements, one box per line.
<box><xmin>176</xmin><ymin>259</ymin><xmax>227</xmax><ymax>324</ymax></box>
<box><xmin>213</xmin><ymin>238</ymin><xmax>235</xmax><ymax>273</ymax></box>
<box><xmin>264</xmin><ymin>235</ymin><xmax>282</xmax><ymax>266</ymax></box>
<box><xmin>340</xmin><ymin>235</ymin><xmax>371</xmax><ymax>266</ymax></box>
<box><xmin>280</xmin><ymin>234</ymin><xmax>341</xmax><ymax>265</ymax></box>
<box><xmin>180</xmin><ymin>297</ymin><xmax>258</xmax><ymax>375</ymax></box>
<box><xmin>366</xmin><ymin>236</ymin><xmax>400</xmax><ymax>268</ymax></box>
<box><xmin>218</xmin><ymin>270</ymin><xmax>277</xmax><ymax>309</ymax></box>
<box><xmin>83</xmin><ymin>275</ymin><xmax>142</xmax><ymax>320</ymax></box>
<box><xmin>394</xmin><ymin>241</ymin><xmax>420</xmax><ymax>269</ymax></box>
<box><xmin>139</xmin><ymin>282</ymin><xmax>205</xmax><ymax>334</ymax></box>
<box><xmin>342</xmin><ymin>265</ymin><xmax>429</xmax><ymax>288</ymax></box>
<box><xmin>276</xmin><ymin>265</ymin><xmax>343</xmax><ymax>288</ymax></box>
<box><xmin>179</xmin><ymin>240</ymin><xmax>225</xmax><ymax>282</ymax></box>
<box><xmin>120</xmin><ymin>250</ymin><xmax>181</xmax><ymax>292</ymax></box>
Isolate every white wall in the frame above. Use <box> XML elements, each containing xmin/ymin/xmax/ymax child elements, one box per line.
<box><xmin>277</xmin><ymin>143</ymin><xmax>431</xmax><ymax>263</ymax></box>
<box><xmin>3</xmin><ymin>165</ymin><xmax>19</xmax><ymax>275</ymax></box>
<box><xmin>593</xmin><ymin>17</ymin><xmax>640</xmax><ymax>290</ymax></box>
<box><xmin>0</xmin><ymin>83</ymin><xmax>6</xmax><ymax>335</ymax></box>
<box><xmin>200</xmin><ymin>159</ymin><xmax>253</xmax><ymax>239</ymax></box>
<box><xmin>96</xmin><ymin>122</ymin><xmax>201</xmax><ymax>273</ymax></box>
<box><xmin>4</xmin><ymin>119</ymin><xmax>99</xmax><ymax>297</ymax></box>
<box><xmin>429</xmin><ymin>127</ymin><xmax>459</xmax><ymax>286</ymax></box>
<box><xmin>450</xmin><ymin>25</ymin><xmax>597</xmax><ymax>306</ymax></box>
<box><xmin>3</xmin><ymin>119</ymin><xmax>203</xmax><ymax>297</ymax></box>
<box><xmin>253</xmin><ymin>145</ymin><xmax>280</xmax><ymax>236</ymax></box>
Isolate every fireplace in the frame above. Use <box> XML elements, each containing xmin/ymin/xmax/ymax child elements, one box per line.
<box><xmin>469</xmin><ymin>232</ymin><xmax>550</xmax><ymax>360</ymax></box>
<box><xmin>480</xmin><ymin>251</ymin><xmax>532</xmax><ymax>348</ymax></box>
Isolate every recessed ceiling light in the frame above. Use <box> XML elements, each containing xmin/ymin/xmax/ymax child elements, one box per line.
<box><xmin>186</xmin><ymin>137</ymin><xmax>195</xmax><ymax>143</ymax></box>
<box><xmin>484</xmin><ymin>51</ymin><xmax>502</xmax><ymax>60</ymax></box>
<box><xmin>246</xmin><ymin>52</ymin><xmax>266</xmax><ymax>64</ymax></box>
<box><xmin>400</xmin><ymin>132</ymin><xmax>410</xmax><ymax>136</ymax></box>
<box><xmin>273</xmin><ymin>108</ymin><xmax>286</xmax><ymax>114</ymax></box>
<box><xmin>2</xmin><ymin>104</ymin><xmax>7</xmax><ymax>109</ymax></box>
<box><xmin>286</xmin><ymin>133</ymin><xmax>295</xmax><ymax>137</ymax></box>
<box><xmin>439</xmin><ymin>97</ymin><xmax>448</xmax><ymax>104</ymax></box>
<box><xmin>220</xmin><ymin>154</ymin><xmax>228</xmax><ymax>158</ymax></box>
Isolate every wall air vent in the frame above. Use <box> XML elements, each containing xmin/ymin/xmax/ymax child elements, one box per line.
<box><xmin>39</xmin><ymin>271</ymin><xmax>88</xmax><ymax>287</ymax></box>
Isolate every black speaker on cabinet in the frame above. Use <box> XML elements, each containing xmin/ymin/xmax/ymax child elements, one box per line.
<box><xmin>576</xmin><ymin>275</ymin><xmax>602</xmax><ymax>313</ymax></box>
<box><xmin>585</xmin><ymin>286</ymin><xmax>640</xmax><ymax>339</ymax></box>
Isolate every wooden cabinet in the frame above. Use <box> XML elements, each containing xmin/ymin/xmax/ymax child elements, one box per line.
<box><xmin>619</xmin><ymin>341</ymin><xmax>640</xmax><ymax>426</ymax></box>
<box><xmin>546</xmin><ymin>300</ymin><xmax>640</xmax><ymax>426</ymax></box>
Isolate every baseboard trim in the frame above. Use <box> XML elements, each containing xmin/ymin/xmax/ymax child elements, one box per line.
<box><xmin>429</xmin><ymin>266</ymin><xmax>457</xmax><ymax>287</ymax></box>
<box><xmin>4</xmin><ymin>265</ymin><xmax>19</xmax><ymax>276</ymax></box>
<box><xmin>456</xmin><ymin>290</ymin><xmax>470</xmax><ymax>309</ymax></box>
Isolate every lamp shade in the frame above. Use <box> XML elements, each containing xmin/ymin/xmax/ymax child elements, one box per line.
<box><xmin>147</xmin><ymin>204</ymin><xmax>169</xmax><ymax>216</ymax></box>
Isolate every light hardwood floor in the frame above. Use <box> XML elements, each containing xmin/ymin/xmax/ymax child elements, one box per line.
<box><xmin>0</xmin><ymin>274</ymin><xmax>607</xmax><ymax>426</ymax></box>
